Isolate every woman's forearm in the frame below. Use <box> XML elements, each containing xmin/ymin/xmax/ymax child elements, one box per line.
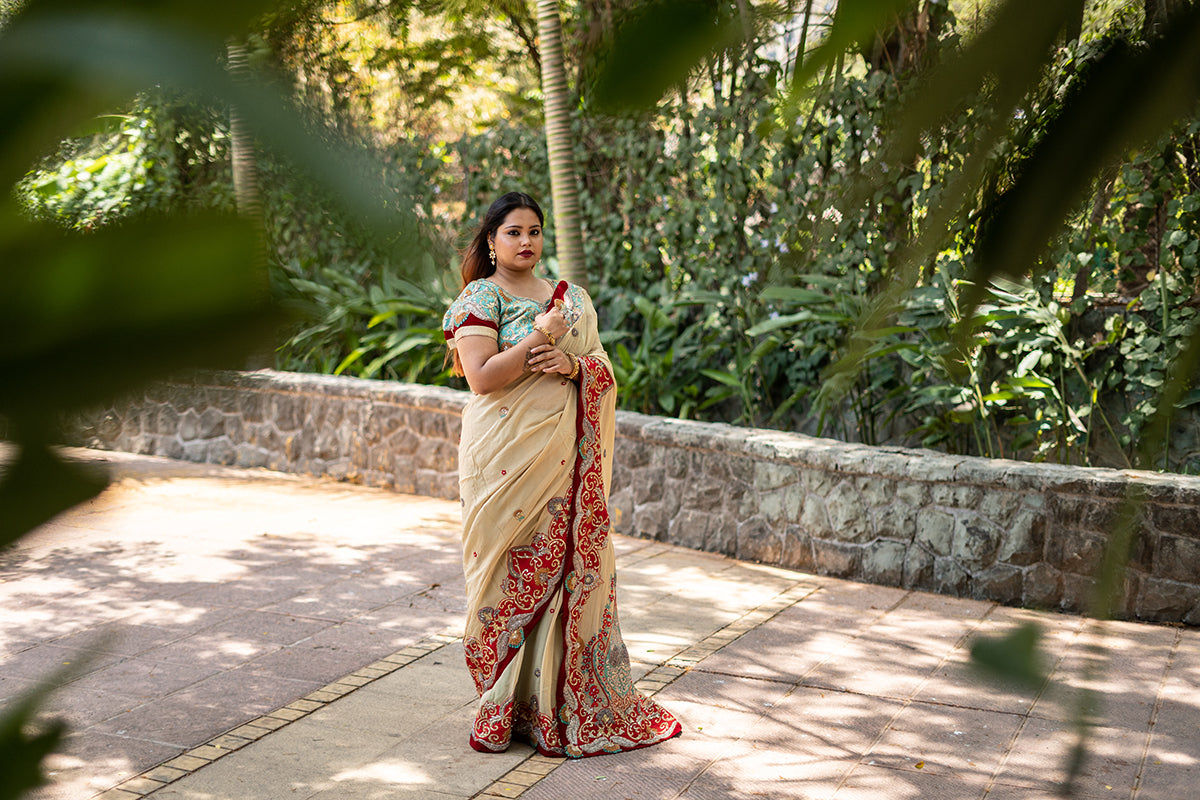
<box><xmin>462</xmin><ymin>332</ymin><xmax>552</xmax><ymax>395</ymax></box>
<box><xmin>465</xmin><ymin>348</ymin><xmax>527</xmax><ymax>394</ymax></box>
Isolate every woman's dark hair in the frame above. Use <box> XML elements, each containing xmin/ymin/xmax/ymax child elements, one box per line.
<box><xmin>448</xmin><ymin>192</ymin><xmax>545</xmax><ymax>376</ymax></box>
<box><xmin>460</xmin><ymin>192</ymin><xmax>545</xmax><ymax>289</ymax></box>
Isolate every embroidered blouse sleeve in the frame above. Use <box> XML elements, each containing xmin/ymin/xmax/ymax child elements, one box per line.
<box><xmin>443</xmin><ymin>280</ymin><xmax>500</xmax><ymax>349</ymax></box>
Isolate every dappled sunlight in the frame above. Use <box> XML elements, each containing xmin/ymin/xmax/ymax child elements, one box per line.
<box><xmin>663</xmin><ymin>698</ymin><xmax>763</xmax><ymax>754</ymax></box>
<box><xmin>148</xmin><ymin>630</ymin><xmax>266</xmax><ymax>662</ymax></box>
<box><xmin>724</xmin><ymin>559</ymin><xmax>819</xmax><ymax>583</ymax></box>
<box><xmin>0</xmin><ymin>571</ymin><xmax>99</xmax><ymax>603</ymax></box>
<box><xmin>703</xmin><ymin>749</ymin><xmax>860</xmax><ymax>793</ymax></box>
<box><xmin>42</xmin><ymin>735</ymin><xmax>180</xmax><ymax>799</ymax></box>
<box><xmin>617</xmin><ymin>560</ymin><xmax>794</xmax><ymax>611</ymax></box>
<box><xmin>1</xmin><ymin>466</ymin><xmax>470</xmax><ymax>798</ymax></box>
<box><xmin>7</xmin><ymin>451</ymin><xmax>1198</xmax><ymax>800</ymax></box>
<box><xmin>332</xmin><ymin>758</ymin><xmax>434</xmax><ymax>786</ymax></box>
<box><xmin>1151</xmin><ymin>741</ymin><xmax>1199</xmax><ymax>767</ymax></box>
<box><xmin>1</xmin><ymin>604</ymin><xmax>97</xmax><ymax>647</ymax></box>
<box><xmin>869</xmin><ymin>699</ymin><xmax>1020</xmax><ymax>780</ymax></box>
<box><xmin>621</xmin><ymin>561</ymin><xmax>728</xmax><ymax>592</ymax></box>
<box><xmin>1001</xmin><ymin>718</ymin><xmax>1150</xmax><ymax>793</ymax></box>
<box><xmin>698</xmin><ymin>628</ymin><xmax>852</xmax><ymax>684</ymax></box>
<box><xmin>764</xmin><ymin>689</ymin><xmax>893</xmax><ymax>758</ymax></box>
<box><xmin>623</xmin><ymin>630</ymin><xmax>695</xmax><ymax>664</ymax></box>
<box><xmin>831</xmin><ymin>763</ymin><xmax>981</xmax><ymax>800</ymax></box>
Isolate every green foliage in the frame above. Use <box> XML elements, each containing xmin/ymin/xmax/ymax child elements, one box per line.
<box><xmin>274</xmin><ymin>253</ymin><xmax>452</xmax><ymax>383</ymax></box>
<box><xmin>969</xmin><ymin>621</ymin><xmax>1047</xmax><ymax>694</ymax></box>
<box><xmin>261</xmin><ymin>131</ymin><xmax>460</xmax><ymax>382</ymax></box>
<box><xmin>10</xmin><ymin>2</ymin><xmax>1200</xmax><ymax>795</ymax></box>
<box><xmin>18</xmin><ymin>2</ymin><xmax>1198</xmax><ymax>476</ymax></box>
<box><xmin>17</xmin><ymin>93</ymin><xmax>235</xmax><ymax>229</ymax></box>
<box><xmin>1</xmin><ymin>1</ymin><xmax>430</xmax><ymax>796</ymax></box>
<box><xmin>197</xmin><ymin>6</ymin><xmax>1200</xmax><ymax>475</ymax></box>
<box><xmin>0</xmin><ymin>0</ymin><xmax>24</xmax><ymax>28</ymax></box>
<box><xmin>0</xmin><ymin>682</ymin><xmax>66</xmax><ymax>799</ymax></box>
<box><xmin>259</xmin><ymin>0</ymin><xmax>544</xmax><ymax>141</ymax></box>
<box><xmin>589</xmin><ymin>0</ymin><xmax>744</xmax><ymax>113</ymax></box>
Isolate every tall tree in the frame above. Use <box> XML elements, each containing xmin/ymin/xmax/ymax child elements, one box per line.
<box><xmin>227</xmin><ymin>38</ymin><xmax>272</xmax><ymax>369</ymax></box>
<box><xmin>537</xmin><ymin>0</ymin><xmax>587</xmax><ymax>288</ymax></box>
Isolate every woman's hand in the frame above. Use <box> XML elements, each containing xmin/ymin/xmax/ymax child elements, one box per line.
<box><xmin>525</xmin><ymin>343</ymin><xmax>573</xmax><ymax>375</ymax></box>
<box><xmin>533</xmin><ymin>307</ymin><xmax>569</xmax><ymax>342</ymax></box>
<box><xmin>456</xmin><ymin>307</ymin><xmax>572</xmax><ymax>395</ymax></box>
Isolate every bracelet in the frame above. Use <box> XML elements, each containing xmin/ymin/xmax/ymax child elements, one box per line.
<box><xmin>533</xmin><ymin>324</ymin><xmax>556</xmax><ymax>347</ymax></box>
<box><xmin>566</xmin><ymin>354</ymin><xmax>580</xmax><ymax>381</ymax></box>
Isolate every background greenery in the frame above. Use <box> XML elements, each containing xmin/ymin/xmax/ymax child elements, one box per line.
<box><xmin>17</xmin><ymin>0</ymin><xmax>1199</xmax><ymax>473</ymax></box>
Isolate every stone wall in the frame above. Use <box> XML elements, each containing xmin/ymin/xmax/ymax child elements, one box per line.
<box><xmin>72</xmin><ymin>369</ymin><xmax>1200</xmax><ymax>624</ymax></box>
<box><xmin>75</xmin><ymin>370</ymin><xmax>465</xmax><ymax>501</ymax></box>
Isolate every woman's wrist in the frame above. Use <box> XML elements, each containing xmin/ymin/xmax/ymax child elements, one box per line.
<box><xmin>566</xmin><ymin>354</ymin><xmax>580</xmax><ymax>380</ymax></box>
<box><xmin>532</xmin><ymin>323</ymin><xmax>556</xmax><ymax>347</ymax></box>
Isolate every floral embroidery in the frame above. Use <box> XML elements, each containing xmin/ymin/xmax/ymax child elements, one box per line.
<box><xmin>459</xmin><ymin>290</ymin><xmax>680</xmax><ymax>759</ymax></box>
<box><xmin>469</xmin><ymin>698</ymin><xmax>514</xmax><ymax>753</ymax></box>
<box><xmin>443</xmin><ymin>279</ymin><xmax>588</xmax><ymax>352</ymax></box>
<box><xmin>566</xmin><ymin>571</ymin><xmax>598</xmax><ymax>593</ymax></box>
<box><xmin>442</xmin><ymin>280</ymin><xmax>500</xmax><ymax>342</ymax></box>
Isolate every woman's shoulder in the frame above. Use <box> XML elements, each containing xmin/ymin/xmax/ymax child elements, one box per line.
<box><xmin>450</xmin><ymin>278</ymin><xmax>507</xmax><ymax>308</ymax></box>
<box><xmin>458</xmin><ymin>277</ymin><xmax>502</xmax><ymax>300</ymax></box>
<box><xmin>445</xmin><ymin>278</ymin><xmax>503</xmax><ymax>329</ymax></box>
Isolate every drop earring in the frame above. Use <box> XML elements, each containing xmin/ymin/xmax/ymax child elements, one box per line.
<box><xmin>488</xmin><ymin>244</ymin><xmax>496</xmax><ymax>268</ymax></box>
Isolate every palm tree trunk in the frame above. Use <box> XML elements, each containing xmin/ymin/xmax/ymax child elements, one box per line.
<box><xmin>791</xmin><ymin>0</ymin><xmax>815</xmax><ymax>88</ymax></box>
<box><xmin>536</xmin><ymin>0</ymin><xmax>588</xmax><ymax>289</ymax></box>
<box><xmin>226</xmin><ymin>39</ymin><xmax>272</xmax><ymax>368</ymax></box>
<box><xmin>226</xmin><ymin>41</ymin><xmax>262</xmax><ymax>227</ymax></box>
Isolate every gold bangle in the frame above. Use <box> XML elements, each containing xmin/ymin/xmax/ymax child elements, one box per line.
<box><xmin>533</xmin><ymin>324</ymin><xmax>556</xmax><ymax>347</ymax></box>
<box><xmin>567</xmin><ymin>354</ymin><xmax>580</xmax><ymax>380</ymax></box>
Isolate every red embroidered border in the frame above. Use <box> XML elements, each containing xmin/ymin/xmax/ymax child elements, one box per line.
<box><xmin>468</xmin><ymin>343</ymin><xmax>681</xmax><ymax>758</ymax></box>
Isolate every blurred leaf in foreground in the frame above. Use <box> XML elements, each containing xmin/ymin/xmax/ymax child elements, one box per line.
<box><xmin>0</xmin><ymin>211</ymin><xmax>278</xmax><ymax>420</ymax></box>
<box><xmin>971</xmin><ymin>4</ymin><xmax>1200</xmax><ymax>311</ymax></box>
<box><xmin>0</xmin><ymin>7</ymin><xmax>405</xmax><ymax>240</ymax></box>
<box><xmin>0</xmin><ymin>670</ymin><xmax>70</xmax><ymax>800</ymax></box>
<box><xmin>0</xmin><ymin>441</ymin><xmax>108</xmax><ymax>550</ymax></box>
<box><xmin>0</xmin><ymin>3</ymin><xmax>428</xmax><ymax>797</ymax></box>
<box><xmin>590</xmin><ymin>0</ymin><xmax>745</xmax><ymax>114</ymax></box>
<box><xmin>970</xmin><ymin>621</ymin><xmax>1047</xmax><ymax>694</ymax></box>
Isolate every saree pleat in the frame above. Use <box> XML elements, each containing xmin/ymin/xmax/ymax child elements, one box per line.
<box><xmin>450</xmin><ymin>281</ymin><xmax>681</xmax><ymax>758</ymax></box>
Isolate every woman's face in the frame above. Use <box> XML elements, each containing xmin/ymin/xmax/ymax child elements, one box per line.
<box><xmin>489</xmin><ymin>208</ymin><xmax>543</xmax><ymax>272</ymax></box>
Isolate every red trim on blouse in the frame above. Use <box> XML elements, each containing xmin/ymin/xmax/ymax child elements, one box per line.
<box><xmin>445</xmin><ymin>313</ymin><xmax>499</xmax><ymax>341</ymax></box>
<box><xmin>549</xmin><ymin>280</ymin><xmax>570</xmax><ymax>308</ymax></box>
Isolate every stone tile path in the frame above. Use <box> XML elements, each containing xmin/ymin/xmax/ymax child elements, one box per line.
<box><xmin>1</xmin><ymin>449</ymin><xmax>1196</xmax><ymax>799</ymax></box>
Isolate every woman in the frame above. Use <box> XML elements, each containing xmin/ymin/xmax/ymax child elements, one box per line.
<box><xmin>443</xmin><ymin>192</ymin><xmax>681</xmax><ymax>758</ymax></box>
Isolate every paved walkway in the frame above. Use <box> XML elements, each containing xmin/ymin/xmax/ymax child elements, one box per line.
<box><xmin>1</xmin><ymin>450</ymin><xmax>1197</xmax><ymax>800</ymax></box>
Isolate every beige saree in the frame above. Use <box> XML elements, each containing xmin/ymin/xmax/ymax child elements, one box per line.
<box><xmin>443</xmin><ymin>278</ymin><xmax>681</xmax><ymax>757</ymax></box>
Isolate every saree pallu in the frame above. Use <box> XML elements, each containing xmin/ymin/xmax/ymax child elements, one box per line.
<box><xmin>452</xmin><ymin>283</ymin><xmax>681</xmax><ymax>758</ymax></box>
